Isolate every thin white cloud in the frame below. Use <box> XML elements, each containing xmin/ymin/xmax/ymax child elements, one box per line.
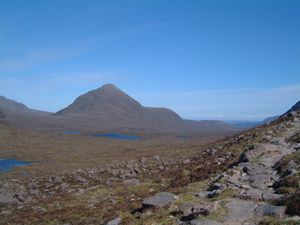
<box><xmin>0</xmin><ymin>47</ymin><xmax>86</xmax><ymax>72</ymax></box>
<box><xmin>0</xmin><ymin>22</ymin><xmax>170</xmax><ymax>72</ymax></box>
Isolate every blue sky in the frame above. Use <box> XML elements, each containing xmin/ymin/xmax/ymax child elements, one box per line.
<box><xmin>0</xmin><ymin>0</ymin><xmax>299</xmax><ymax>120</ymax></box>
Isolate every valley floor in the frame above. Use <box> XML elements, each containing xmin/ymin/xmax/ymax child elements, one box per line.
<box><xmin>0</xmin><ymin>113</ymin><xmax>300</xmax><ymax>225</ymax></box>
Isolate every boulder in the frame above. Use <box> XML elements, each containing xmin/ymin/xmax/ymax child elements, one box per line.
<box><xmin>142</xmin><ymin>192</ymin><xmax>177</xmax><ymax>208</ymax></box>
<box><xmin>238</xmin><ymin>188</ymin><xmax>263</xmax><ymax>201</ymax></box>
<box><xmin>241</xmin><ymin>163</ymin><xmax>272</xmax><ymax>176</ymax></box>
<box><xmin>183</xmin><ymin>159</ymin><xmax>191</xmax><ymax>165</ymax></box>
<box><xmin>262</xmin><ymin>191</ymin><xmax>283</xmax><ymax>202</ymax></box>
<box><xmin>106</xmin><ymin>217</ymin><xmax>121</xmax><ymax>225</ymax></box>
<box><xmin>287</xmin><ymin>160</ymin><xmax>299</xmax><ymax>171</ymax></box>
<box><xmin>248</xmin><ymin>174</ymin><xmax>275</xmax><ymax>189</ymax></box>
<box><xmin>153</xmin><ymin>155</ymin><xmax>160</xmax><ymax>161</ymax></box>
<box><xmin>207</xmin><ymin>190</ymin><xmax>222</xmax><ymax>198</ymax></box>
<box><xmin>239</xmin><ymin>144</ymin><xmax>278</xmax><ymax>162</ymax></box>
<box><xmin>122</xmin><ymin>178</ymin><xmax>140</xmax><ymax>186</ymax></box>
<box><xmin>74</xmin><ymin>174</ymin><xmax>88</xmax><ymax>184</ymax></box>
<box><xmin>51</xmin><ymin>175</ymin><xmax>63</xmax><ymax>184</ymax></box>
<box><xmin>189</xmin><ymin>219</ymin><xmax>222</xmax><ymax>225</ymax></box>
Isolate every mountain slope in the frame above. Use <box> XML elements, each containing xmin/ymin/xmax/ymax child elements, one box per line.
<box><xmin>285</xmin><ymin>100</ymin><xmax>300</xmax><ymax>114</ymax></box>
<box><xmin>0</xmin><ymin>96</ymin><xmax>29</xmax><ymax>112</ymax></box>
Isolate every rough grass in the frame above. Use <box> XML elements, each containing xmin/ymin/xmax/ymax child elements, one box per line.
<box><xmin>0</xmin><ymin>124</ymin><xmax>223</xmax><ymax>178</ymax></box>
<box><xmin>259</xmin><ymin>217</ymin><xmax>300</xmax><ymax>225</ymax></box>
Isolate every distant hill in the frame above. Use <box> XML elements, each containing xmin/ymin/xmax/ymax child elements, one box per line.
<box><xmin>262</xmin><ymin>115</ymin><xmax>279</xmax><ymax>124</ymax></box>
<box><xmin>0</xmin><ymin>96</ymin><xmax>29</xmax><ymax>112</ymax></box>
<box><xmin>0</xmin><ymin>84</ymin><xmax>238</xmax><ymax>135</ymax></box>
<box><xmin>54</xmin><ymin>84</ymin><xmax>237</xmax><ymax>134</ymax></box>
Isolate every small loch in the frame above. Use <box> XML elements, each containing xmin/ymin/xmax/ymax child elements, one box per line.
<box><xmin>93</xmin><ymin>133</ymin><xmax>141</xmax><ymax>140</ymax></box>
<box><xmin>0</xmin><ymin>158</ymin><xmax>31</xmax><ymax>172</ymax></box>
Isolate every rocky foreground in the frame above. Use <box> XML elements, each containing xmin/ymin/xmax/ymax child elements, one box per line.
<box><xmin>0</xmin><ymin>112</ymin><xmax>300</xmax><ymax>224</ymax></box>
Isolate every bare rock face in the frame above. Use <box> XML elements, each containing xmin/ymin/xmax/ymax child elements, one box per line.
<box><xmin>255</xmin><ymin>204</ymin><xmax>286</xmax><ymax>217</ymax></box>
<box><xmin>224</xmin><ymin>199</ymin><xmax>257</xmax><ymax>223</ymax></box>
<box><xmin>239</xmin><ymin>144</ymin><xmax>279</xmax><ymax>162</ymax></box>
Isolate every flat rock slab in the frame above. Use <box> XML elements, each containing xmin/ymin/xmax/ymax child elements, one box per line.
<box><xmin>255</xmin><ymin>204</ymin><xmax>286</xmax><ymax>217</ymax></box>
<box><xmin>224</xmin><ymin>198</ymin><xmax>257</xmax><ymax>223</ymax></box>
<box><xmin>189</xmin><ymin>219</ymin><xmax>222</xmax><ymax>225</ymax></box>
<box><xmin>143</xmin><ymin>192</ymin><xmax>177</xmax><ymax>208</ymax></box>
<box><xmin>0</xmin><ymin>192</ymin><xmax>14</xmax><ymax>205</ymax></box>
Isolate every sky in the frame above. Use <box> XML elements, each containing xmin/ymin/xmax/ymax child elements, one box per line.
<box><xmin>0</xmin><ymin>0</ymin><xmax>299</xmax><ymax>121</ymax></box>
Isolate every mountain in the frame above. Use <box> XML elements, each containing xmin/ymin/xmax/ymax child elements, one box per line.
<box><xmin>54</xmin><ymin>84</ymin><xmax>237</xmax><ymax>134</ymax></box>
<box><xmin>285</xmin><ymin>101</ymin><xmax>300</xmax><ymax>114</ymax></box>
<box><xmin>0</xmin><ymin>84</ymin><xmax>238</xmax><ymax>135</ymax></box>
<box><xmin>0</xmin><ymin>96</ymin><xmax>29</xmax><ymax>112</ymax></box>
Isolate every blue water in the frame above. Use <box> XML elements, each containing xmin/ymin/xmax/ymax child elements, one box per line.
<box><xmin>93</xmin><ymin>133</ymin><xmax>141</xmax><ymax>140</ymax></box>
<box><xmin>64</xmin><ymin>131</ymin><xmax>81</xmax><ymax>135</ymax></box>
<box><xmin>0</xmin><ymin>159</ymin><xmax>31</xmax><ymax>172</ymax></box>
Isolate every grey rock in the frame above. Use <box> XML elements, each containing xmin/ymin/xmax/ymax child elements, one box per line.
<box><xmin>106</xmin><ymin>217</ymin><xmax>121</xmax><ymax>225</ymax></box>
<box><xmin>238</xmin><ymin>188</ymin><xmax>263</xmax><ymax>201</ymax></box>
<box><xmin>255</xmin><ymin>204</ymin><xmax>286</xmax><ymax>217</ymax></box>
<box><xmin>209</xmin><ymin>182</ymin><xmax>226</xmax><ymax>191</ymax></box>
<box><xmin>153</xmin><ymin>155</ymin><xmax>160</xmax><ymax>161</ymax></box>
<box><xmin>241</xmin><ymin>163</ymin><xmax>272</xmax><ymax>176</ymax></box>
<box><xmin>262</xmin><ymin>191</ymin><xmax>283</xmax><ymax>202</ymax></box>
<box><xmin>15</xmin><ymin>191</ymin><xmax>26</xmax><ymax>203</ymax></box>
<box><xmin>51</xmin><ymin>175</ymin><xmax>63</xmax><ymax>184</ymax></box>
<box><xmin>189</xmin><ymin>219</ymin><xmax>222</xmax><ymax>225</ymax></box>
<box><xmin>183</xmin><ymin>159</ymin><xmax>191</xmax><ymax>164</ymax></box>
<box><xmin>122</xmin><ymin>178</ymin><xmax>140</xmax><ymax>186</ymax></box>
<box><xmin>225</xmin><ymin>199</ymin><xmax>257</xmax><ymax>222</ymax></box>
<box><xmin>74</xmin><ymin>175</ymin><xmax>88</xmax><ymax>184</ymax></box>
<box><xmin>248</xmin><ymin>174</ymin><xmax>275</xmax><ymax>189</ymax></box>
<box><xmin>179</xmin><ymin>201</ymin><xmax>215</xmax><ymax>217</ymax></box>
<box><xmin>0</xmin><ymin>192</ymin><xmax>14</xmax><ymax>204</ymax></box>
<box><xmin>287</xmin><ymin>160</ymin><xmax>298</xmax><ymax>171</ymax></box>
<box><xmin>143</xmin><ymin>192</ymin><xmax>177</xmax><ymax>208</ymax></box>
<box><xmin>240</xmin><ymin>144</ymin><xmax>278</xmax><ymax>162</ymax></box>
<box><xmin>0</xmin><ymin>209</ymin><xmax>12</xmax><ymax>215</ymax></box>
<box><xmin>207</xmin><ymin>190</ymin><xmax>222</xmax><ymax>198</ymax></box>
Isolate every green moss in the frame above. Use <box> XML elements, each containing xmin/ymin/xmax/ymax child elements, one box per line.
<box><xmin>208</xmin><ymin>188</ymin><xmax>236</xmax><ymax>201</ymax></box>
<box><xmin>205</xmin><ymin>200</ymin><xmax>228</xmax><ymax>222</ymax></box>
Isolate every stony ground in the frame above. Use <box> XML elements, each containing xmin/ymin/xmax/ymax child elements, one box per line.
<box><xmin>0</xmin><ymin>112</ymin><xmax>300</xmax><ymax>225</ymax></box>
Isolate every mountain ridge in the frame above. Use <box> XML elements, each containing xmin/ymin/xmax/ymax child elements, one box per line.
<box><xmin>0</xmin><ymin>84</ymin><xmax>238</xmax><ymax>135</ymax></box>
